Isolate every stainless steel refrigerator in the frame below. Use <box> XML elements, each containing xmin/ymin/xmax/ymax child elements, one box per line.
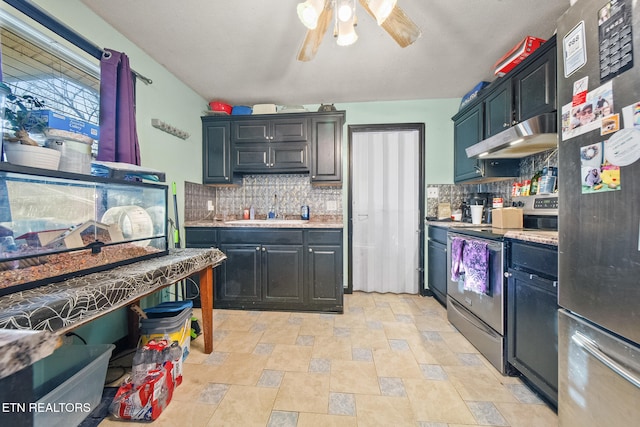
<box><xmin>557</xmin><ymin>0</ymin><xmax>640</xmax><ymax>425</ymax></box>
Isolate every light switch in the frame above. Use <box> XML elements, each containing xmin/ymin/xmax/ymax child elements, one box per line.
<box><xmin>427</xmin><ymin>187</ymin><xmax>439</xmax><ymax>198</ymax></box>
<box><xmin>326</xmin><ymin>200</ymin><xmax>338</xmax><ymax>211</ymax></box>
<box><xmin>207</xmin><ymin>200</ymin><xmax>214</xmax><ymax>211</ymax></box>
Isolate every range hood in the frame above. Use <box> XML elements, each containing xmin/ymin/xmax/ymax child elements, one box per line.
<box><xmin>465</xmin><ymin>113</ymin><xmax>558</xmax><ymax>159</ymax></box>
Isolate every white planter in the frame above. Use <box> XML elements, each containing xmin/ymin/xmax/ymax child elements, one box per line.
<box><xmin>3</xmin><ymin>142</ymin><xmax>61</xmax><ymax>170</ymax></box>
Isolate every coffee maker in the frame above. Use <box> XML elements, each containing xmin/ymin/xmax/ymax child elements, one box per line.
<box><xmin>461</xmin><ymin>192</ymin><xmax>493</xmax><ymax>223</ymax></box>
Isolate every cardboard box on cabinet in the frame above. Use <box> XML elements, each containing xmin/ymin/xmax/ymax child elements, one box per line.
<box><xmin>492</xmin><ymin>207</ymin><xmax>523</xmax><ymax>229</ymax></box>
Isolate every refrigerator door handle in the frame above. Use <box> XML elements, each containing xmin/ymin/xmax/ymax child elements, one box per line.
<box><xmin>572</xmin><ymin>331</ymin><xmax>640</xmax><ymax>389</ymax></box>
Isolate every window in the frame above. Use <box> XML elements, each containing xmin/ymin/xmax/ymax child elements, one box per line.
<box><xmin>1</xmin><ymin>9</ymin><xmax>100</xmax><ymax>148</ymax></box>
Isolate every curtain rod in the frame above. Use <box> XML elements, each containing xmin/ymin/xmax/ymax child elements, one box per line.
<box><xmin>3</xmin><ymin>0</ymin><xmax>153</xmax><ymax>85</ymax></box>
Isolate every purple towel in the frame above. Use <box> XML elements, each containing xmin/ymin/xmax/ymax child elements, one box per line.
<box><xmin>450</xmin><ymin>237</ymin><xmax>465</xmax><ymax>281</ymax></box>
<box><xmin>462</xmin><ymin>240</ymin><xmax>489</xmax><ymax>294</ymax></box>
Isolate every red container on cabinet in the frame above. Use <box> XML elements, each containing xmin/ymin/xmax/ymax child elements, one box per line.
<box><xmin>493</xmin><ymin>36</ymin><xmax>546</xmax><ymax>77</ymax></box>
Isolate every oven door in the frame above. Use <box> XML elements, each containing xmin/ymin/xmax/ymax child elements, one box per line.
<box><xmin>446</xmin><ymin>232</ymin><xmax>505</xmax><ymax>335</ymax></box>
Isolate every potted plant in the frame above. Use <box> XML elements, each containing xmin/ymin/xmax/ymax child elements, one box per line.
<box><xmin>2</xmin><ymin>89</ymin><xmax>61</xmax><ymax>170</ymax></box>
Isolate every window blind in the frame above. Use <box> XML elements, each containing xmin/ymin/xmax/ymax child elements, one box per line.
<box><xmin>1</xmin><ymin>23</ymin><xmax>100</xmax><ymax>131</ymax></box>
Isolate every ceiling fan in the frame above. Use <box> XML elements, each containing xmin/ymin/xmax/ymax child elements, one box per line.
<box><xmin>296</xmin><ymin>0</ymin><xmax>422</xmax><ymax>62</ymax></box>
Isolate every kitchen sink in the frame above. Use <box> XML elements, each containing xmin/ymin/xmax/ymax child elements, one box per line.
<box><xmin>224</xmin><ymin>219</ymin><xmax>309</xmax><ymax>225</ymax></box>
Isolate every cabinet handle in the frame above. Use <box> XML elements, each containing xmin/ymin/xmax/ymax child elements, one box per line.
<box><xmin>256</xmin><ymin>246</ymin><xmax>260</xmax><ymax>251</ymax></box>
<box><xmin>224</xmin><ymin>176</ymin><xmax>229</xmax><ymax>180</ymax></box>
<box><xmin>553</xmin><ymin>281</ymin><xmax>558</xmax><ymax>288</ymax></box>
<box><xmin>312</xmin><ymin>175</ymin><xmax>316</xmax><ymax>179</ymax></box>
<box><xmin>308</xmin><ymin>248</ymin><xmax>313</xmax><ymax>253</ymax></box>
<box><xmin>529</xmin><ymin>274</ymin><xmax>538</xmax><ymax>280</ymax></box>
<box><xmin>262</xmin><ymin>247</ymin><xmax>266</xmax><ymax>252</ymax></box>
<box><xmin>503</xmin><ymin>122</ymin><xmax>509</xmax><ymax>128</ymax></box>
<box><xmin>504</xmin><ymin>272</ymin><xmax>512</xmax><ymax>278</ymax></box>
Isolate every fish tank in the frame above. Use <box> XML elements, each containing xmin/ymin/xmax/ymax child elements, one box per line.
<box><xmin>0</xmin><ymin>163</ymin><xmax>168</xmax><ymax>296</ymax></box>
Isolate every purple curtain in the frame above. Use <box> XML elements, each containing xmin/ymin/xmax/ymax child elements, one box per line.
<box><xmin>97</xmin><ymin>48</ymin><xmax>141</xmax><ymax>165</ymax></box>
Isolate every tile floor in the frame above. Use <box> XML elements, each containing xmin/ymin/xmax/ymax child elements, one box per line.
<box><xmin>99</xmin><ymin>292</ymin><xmax>558</xmax><ymax>426</ymax></box>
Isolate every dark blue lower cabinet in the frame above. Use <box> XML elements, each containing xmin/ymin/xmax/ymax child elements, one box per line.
<box><xmin>185</xmin><ymin>227</ymin><xmax>343</xmax><ymax>312</ymax></box>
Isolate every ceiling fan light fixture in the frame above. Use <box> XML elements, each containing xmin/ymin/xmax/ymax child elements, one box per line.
<box><xmin>336</xmin><ymin>19</ymin><xmax>358</xmax><ymax>46</ymax></box>
<box><xmin>297</xmin><ymin>0</ymin><xmax>326</xmax><ymax>30</ymax></box>
<box><xmin>337</xmin><ymin>0</ymin><xmax>355</xmax><ymax>22</ymax></box>
<box><xmin>368</xmin><ymin>0</ymin><xmax>397</xmax><ymax>25</ymax></box>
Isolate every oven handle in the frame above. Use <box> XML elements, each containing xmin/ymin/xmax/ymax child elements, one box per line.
<box><xmin>449</xmin><ymin>297</ymin><xmax>499</xmax><ymax>338</ymax></box>
<box><xmin>572</xmin><ymin>332</ymin><xmax>640</xmax><ymax>389</ymax></box>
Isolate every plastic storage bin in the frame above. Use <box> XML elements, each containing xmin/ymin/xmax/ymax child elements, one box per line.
<box><xmin>32</xmin><ymin>344</ymin><xmax>115</xmax><ymax>427</ymax></box>
<box><xmin>140</xmin><ymin>301</ymin><xmax>193</xmax><ymax>361</ymax></box>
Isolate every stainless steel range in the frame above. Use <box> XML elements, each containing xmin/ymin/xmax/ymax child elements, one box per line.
<box><xmin>446</xmin><ymin>194</ymin><xmax>558</xmax><ymax>374</ymax></box>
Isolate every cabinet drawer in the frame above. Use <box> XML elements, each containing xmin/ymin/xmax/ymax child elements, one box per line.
<box><xmin>307</xmin><ymin>229</ymin><xmax>342</xmax><ymax>245</ymax></box>
<box><xmin>185</xmin><ymin>227</ymin><xmax>217</xmax><ymax>246</ymax></box>
<box><xmin>428</xmin><ymin>226</ymin><xmax>448</xmax><ymax>244</ymax></box>
<box><xmin>510</xmin><ymin>240</ymin><xmax>558</xmax><ymax>280</ymax></box>
<box><xmin>219</xmin><ymin>229</ymin><xmax>304</xmax><ymax>244</ymax></box>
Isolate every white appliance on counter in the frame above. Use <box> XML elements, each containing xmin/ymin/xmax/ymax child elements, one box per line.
<box><xmin>557</xmin><ymin>0</ymin><xmax>640</xmax><ymax>425</ymax></box>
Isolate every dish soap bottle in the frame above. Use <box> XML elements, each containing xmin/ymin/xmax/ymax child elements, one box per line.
<box><xmin>268</xmin><ymin>194</ymin><xmax>277</xmax><ymax>219</ymax></box>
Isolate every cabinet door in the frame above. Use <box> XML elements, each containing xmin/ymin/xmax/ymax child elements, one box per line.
<box><xmin>484</xmin><ymin>83</ymin><xmax>513</xmax><ymax>138</ymax></box>
<box><xmin>232</xmin><ymin>120</ymin><xmax>270</xmax><ymax>142</ymax></box>
<box><xmin>311</xmin><ymin>114</ymin><xmax>343</xmax><ymax>184</ymax></box>
<box><xmin>307</xmin><ymin>244</ymin><xmax>343</xmax><ymax>305</ymax></box>
<box><xmin>202</xmin><ymin>120</ymin><xmax>232</xmax><ymax>184</ymax></box>
<box><xmin>262</xmin><ymin>245</ymin><xmax>304</xmax><ymax>304</ymax></box>
<box><xmin>427</xmin><ymin>239</ymin><xmax>447</xmax><ymax>306</ymax></box>
<box><xmin>217</xmin><ymin>244</ymin><xmax>262</xmax><ymax>302</ymax></box>
<box><xmin>271</xmin><ymin>117</ymin><xmax>308</xmax><ymax>142</ymax></box>
<box><xmin>453</xmin><ymin>105</ymin><xmax>482</xmax><ymax>182</ymax></box>
<box><xmin>233</xmin><ymin>144</ymin><xmax>270</xmax><ymax>171</ymax></box>
<box><xmin>507</xmin><ymin>268</ymin><xmax>558</xmax><ymax>406</ymax></box>
<box><xmin>513</xmin><ymin>45</ymin><xmax>556</xmax><ymax>122</ymax></box>
<box><xmin>270</xmin><ymin>143</ymin><xmax>309</xmax><ymax>172</ymax></box>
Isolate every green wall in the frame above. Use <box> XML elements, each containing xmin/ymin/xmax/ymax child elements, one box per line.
<box><xmin>329</xmin><ymin>99</ymin><xmax>460</xmax><ymax>185</ymax></box>
<box><xmin>2</xmin><ymin>1</ymin><xmax>462</xmax><ymax>344</ymax></box>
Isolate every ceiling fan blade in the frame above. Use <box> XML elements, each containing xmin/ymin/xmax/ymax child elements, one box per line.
<box><xmin>297</xmin><ymin>0</ymin><xmax>334</xmax><ymax>62</ymax></box>
<box><xmin>358</xmin><ymin>0</ymin><xmax>421</xmax><ymax>48</ymax></box>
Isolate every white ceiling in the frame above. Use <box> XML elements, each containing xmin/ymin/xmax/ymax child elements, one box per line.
<box><xmin>78</xmin><ymin>0</ymin><xmax>570</xmax><ymax>106</ymax></box>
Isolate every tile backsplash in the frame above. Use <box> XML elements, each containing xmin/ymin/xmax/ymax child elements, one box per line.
<box><xmin>185</xmin><ymin>175</ymin><xmax>342</xmax><ymax>221</ymax></box>
<box><xmin>426</xmin><ymin>148</ymin><xmax>558</xmax><ymax>218</ymax></box>
<box><xmin>186</xmin><ymin>149</ymin><xmax>558</xmax><ymax>222</ymax></box>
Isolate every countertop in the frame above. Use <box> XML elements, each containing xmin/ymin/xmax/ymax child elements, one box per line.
<box><xmin>185</xmin><ymin>219</ymin><xmax>344</xmax><ymax>229</ymax></box>
<box><xmin>0</xmin><ymin>248</ymin><xmax>226</xmax><ymax>380</ymax></box>
<box><xmin>427</xmin><ymin>220</ymin><xmax>558</xmax><ymax>246</ymax></box>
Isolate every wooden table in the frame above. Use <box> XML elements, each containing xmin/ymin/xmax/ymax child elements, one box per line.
<box><xmin>0</xmin><ymin>248</ymin><xmax>226</xmax><ymax>380</ymax></box>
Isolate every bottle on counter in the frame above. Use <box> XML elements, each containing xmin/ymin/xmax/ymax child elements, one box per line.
<box><xmin>530</xmin><ymin>170</ymin><xmax>542</xmax><ymax>195</ymax></box>
<box><xmin>268</xmin><ymin>194</ymin><xmax>277</xmax><ymax>219</ymax></box>
<box><xmin>249</xmin><ymin>205</ymin><xmax>255</xmax><ymax>220</ymax></box>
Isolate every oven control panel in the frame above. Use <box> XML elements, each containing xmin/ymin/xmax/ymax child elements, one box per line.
<box><xmin>512</xmin><ymin>195</ymin><xmax>559</xmax><ymax>216</ymax></box>
<box><xmin>533</xmin><ymin>197</ymin><xmax>558</xmax><ymax>210</ymax></box>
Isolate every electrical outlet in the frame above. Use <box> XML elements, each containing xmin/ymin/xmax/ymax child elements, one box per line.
<box><xmin>427</xmin><ymin>187</ymin><xmax>439</xmax><ymax>199</ymax></box>
<box><xmin>326</xmin><ymin>200</ymin><xmax>338</xmax><ymax>211</ymax></box>
<box><xmin>207</xmin><ymin>200</ymin><xmax>214</xmax><ymax>211</ymax></box>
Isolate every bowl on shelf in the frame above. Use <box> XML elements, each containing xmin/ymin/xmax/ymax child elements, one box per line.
<box><xmin>3</xmin><ymin>142</ymin><xmax>61</xmax><ymax>170</ymax></box>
